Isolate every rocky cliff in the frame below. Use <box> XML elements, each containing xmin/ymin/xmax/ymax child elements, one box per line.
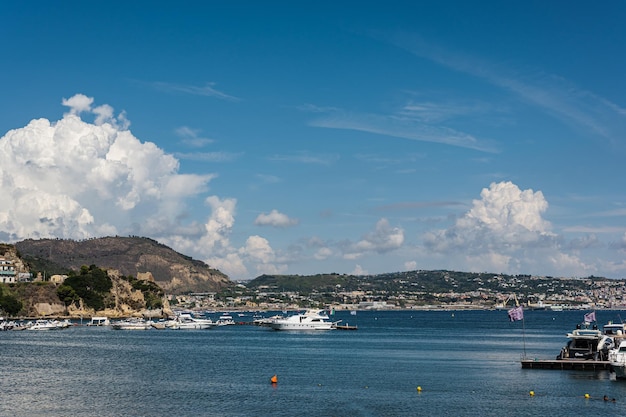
<box><xmin>14</xmin><ymin>237</ymin><xmax>232</xmax><ymax>294</ymax></box>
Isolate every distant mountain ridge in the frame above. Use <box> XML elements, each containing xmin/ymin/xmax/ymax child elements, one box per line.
<box><xmin>14</xmin><ymin>237</ymin><xmax>231</xmax><ymax>294</ymax></box>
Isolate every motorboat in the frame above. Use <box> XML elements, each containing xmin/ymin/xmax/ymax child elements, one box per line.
<box><xmin>27</xmin><ymin>319</ymin><xmax>57</xmax><ymax>330</ymax></box>
<box><xmin>215</xmin><ymin>314</ymin><xmax>235</xmax><ymax>326</ymax></box>
<box><xmin>27</xmin><ymin>319</ymin><xmax>72</xmax><ymax>330</ymax></box>
<box><xmin>602</xmin><ymin>321</ymin><xmax>626</xmax><ymax>338</ymax></box>
<box><xmin>609</xmin><ymin>340</ymin><xmax>626</xmax><ymax>378</ymax></box>
<box><xmin>111</xmin><ymin>318</ymin><xmax>152</xmax><ymax>330</ymax></box>
<box><xmin>267</xmin><ymin>309</ymin><xmax>336</xmax><ymax>331</ymax></box>
<box><xmin>556</xmin><ymin>323</ymin><xmax>614</xmax><ymax>361</ymax></box>
<box><xmin>87</xmin><ymin>316</ymin><xmax>110</xmax><ymax>326</ymax></box>
<box><xmin>165</xmin><ymin>313</ymin><xmax>215</xmax><ymax>330</ymax></box>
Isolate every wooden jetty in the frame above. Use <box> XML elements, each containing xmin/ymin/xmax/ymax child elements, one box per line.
<box><xmin>521</xmin><ymin>359</ymin><xmax>610</xmax><ymax>370</ymax></box>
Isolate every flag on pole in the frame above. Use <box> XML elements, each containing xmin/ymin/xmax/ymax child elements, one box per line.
<box><xmin>584</xmin><ymin>311</ymin><xmax>596</xmax><ymax>323</ymax></box>
<box><xmin>508</xmin><ymin>305</ymin><xmax>524</xmax><ymax>322</ymax></box>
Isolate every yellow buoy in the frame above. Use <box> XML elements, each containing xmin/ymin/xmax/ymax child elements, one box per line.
<box><xmin>529</xmin><ymin>391</ymin><xmax>534</xmax><ymax>396</ymax></box>
<box><xmin>270</xmin><ymin>375</ymin><xmax>278</xmax><ymax>384</ymax></box>
<box><xmin>417</xmin><ymin>386</ymin><xmax>422</xmax><ymax>392</ymax></box>
<box><xmin>584</xmin><ymin>393</ymin><xmax>590</xmax><ymax>399</ymax></box>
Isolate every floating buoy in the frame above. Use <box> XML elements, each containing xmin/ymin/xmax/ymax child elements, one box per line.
<box><xmin>529</xmin><ymin>391</ymin><xmax>534</xmax><ymax>396</ymax></box>
<box><xmin>417</xmin><ymin>386</ymin><xmax>422</xmax><ymax>392</ymax></box>
<box><xmin>270</xmin><ymin>375</ymin><xmax>278</xmax><ymax>384</ymax></box>
<box><xmin>584</xmin><ymin>393</ymin><xmax>590</xmax><ymax>399</ymax></box>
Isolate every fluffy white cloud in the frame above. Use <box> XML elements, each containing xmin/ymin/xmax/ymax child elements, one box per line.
<box><xmin>314</xmin><ymin>247</ymin><xmax>333</xmax><ymax>260</ymax></box>
<box><xmin>0</xmin><ymin>95</ymin><xmax>216</xmax><ymax>242</ymax></box>
<box><xmin>404</xmin><ymin>260</ymin><xmax>417</xmax><ymax>270</ymax></box>
<box><xmin>340</xmin><ymin>218</ymin><xmax>404</xmax><ymax>260</ymax></box>
<box><xmin>422</xmin><ymin>181</ymin><xmax>592</xmax><ymax>276</ymax></box>
<box><xmin>241</xmin><ymin>235</ymin><xmax>287</xmax><ymax>275</ymax></box>
<box><xmin>62</xmin><ymin>93</ymin><xmax>93</xmax><ymax>115</ymax></box>
<box><xmin>254</xmin><ymin>209</ymin><xmax>298</xmax><ymax>227</ymax></box>
<box><xmin>351</xmin><ymin>264</ymin><xmax>368</xmax><ymax>275</ymax></box>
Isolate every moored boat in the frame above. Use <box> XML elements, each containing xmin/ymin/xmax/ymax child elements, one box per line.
<box><xmin>556</xmin><ymin>323</ymin><xmax>614</xmax><ymax>361</ymax></box>
<box><xmin>27</xmin><ymin>319</ymin><xmax>72</xmax><ymax>330</ymax></box>
<box><xmin>268</xmin><ymin>309</ymin><xmax>336</xmax><ymax>331</ymax></box>
<box><xmin>609</xmin><ymin>340</ymin><xmax>626</xmax><ymax>378</ymax></box>
<box><xmin>87</xmin><ymin>316</ymin><xmax>110</xmax><ymax>326</ymax></box>
<box><xmin>216</xmin><ymin>314</ymin><xmax>235</xmax><ymax>326</ymax></box>
<box><xmin>111</xmin><ymin>318</ymin><xmax>152</xmax><ymax>330</ymax></box>
<box><xmin>165</xmin><ymin>313</ymin><xmax>215</xmax><ymax>330</ymax></box>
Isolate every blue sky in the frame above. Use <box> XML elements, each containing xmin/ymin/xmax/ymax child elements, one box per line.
<box><xmin>1</xmin><ymin>1</ymin><xmax>625</xmax><ymax>280</ymax></box>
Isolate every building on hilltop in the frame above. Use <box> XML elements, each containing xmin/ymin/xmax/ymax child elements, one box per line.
<box><xmin>0</xmin><ymin>258</ymin><xmax>16</xmax><ymax>283</ymax></box>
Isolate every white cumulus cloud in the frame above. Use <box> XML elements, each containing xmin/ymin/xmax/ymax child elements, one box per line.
<box><xmin>342</xmin><ymin>218</ymin><xmax>404</xmax><ymax>259</ymax></box>
<box><xmin>0</xmin><ymin>95</ymin><xmax>215</xmax><ymax>242</ymax></box>
<box><xmin>423</xmin><ymin>181</ymin><xmax>592</xmax><ymax>276</ymax></box>
<box><xmin>254</xmin><ymin>209</ymin><xmax>299</xmax><ymax>228</ymax></box>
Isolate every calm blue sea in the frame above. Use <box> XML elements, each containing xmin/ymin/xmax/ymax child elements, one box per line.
<box><xmin>2</xmin><ymin>309</ymin><xmax>626</xmax><ymax>416</ymax></box>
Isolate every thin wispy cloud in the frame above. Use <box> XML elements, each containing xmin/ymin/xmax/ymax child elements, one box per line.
<box><xmin>175</xmin><ymin>126</ymin><xmax>214</xmax><ymax>147</ymax></box>
<box><xmin>255</xmin><ymin>174</ymin><xmax>282</xmax><ymax>184</ymax></box>
<box><xmin>309</xmin><ymin>110</ymin><xmax>498</xmax><ymax>153</ymax></box>
<box><xmin>268</xmin><ymin>152</ymin><xmax>339</xmax><ymax>165</ymax></box>
<box><xmin>151</xmin><ymin>81</ymin><xmax>240</xmax><ymax>101</ymax></box>
<box><xmin>389</xmin><ymin>33</ymin><xmax>626</xmax><ymax>145</ymax></box>
<box><xmin>175</xmin><ymin>151</ymin><xmax>240</xmax><ymax>162</ymax></box>
<box><xmin>376</xmin><ymin>201</ymin><xmax>465</xmax><ymax>211</ymax></box>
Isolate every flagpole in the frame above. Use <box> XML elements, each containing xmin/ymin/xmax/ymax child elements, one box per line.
<box><xmin>521</xmin><ymin>312</ymin><xmax>527</xmax><ymax>359</ymax></box>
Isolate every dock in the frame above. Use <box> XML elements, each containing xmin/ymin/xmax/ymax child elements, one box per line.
<box><xmin>521</xmin><ymin>359</ymin><xmax>611</xmax><ymax>370</ymax></box>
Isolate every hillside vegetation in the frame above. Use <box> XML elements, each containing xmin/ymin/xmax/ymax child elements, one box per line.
<box><xmin>15</xmin><ymin>237</ymin><xmax>232</xmax><ymax>294</ymax></box>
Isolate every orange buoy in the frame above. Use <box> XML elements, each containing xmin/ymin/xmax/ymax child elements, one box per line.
<box><xmin>270</xmin><ymin>375</ymin><xmax>278</xmax><ymax>384</ymax></box>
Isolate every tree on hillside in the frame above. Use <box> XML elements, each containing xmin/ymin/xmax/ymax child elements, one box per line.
<box><xmin>0</xmin><ymin>287</ymin><xmax>23</xmax><ymax>316</ymax></box>
<box><xmin>60</xmin><ymin>265</ymin><xmax>113</xmax><ymax>311</ymax></box>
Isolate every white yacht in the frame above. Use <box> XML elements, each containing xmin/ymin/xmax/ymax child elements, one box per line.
<box><xmin>165</xmin><ymin>313</ymin><xmax>215</xmax><ymax>330</ymax></box>
<box><xmin>556</xmin><ymin>323</ymin><xmax>614</xmax><ymax>361</ymax></box>
<box><xmin>87</xmin><ymin>316</ymin><xmax>110</xmax><ymax>326</ymax></box>
<box><xmin>267</xmin><ymin>309</ymin><xmax>336</xmax><ymax>331</ymax></box>
<box><xmin>27</xmin><ymin>319</ymin><xmax>72</xmax><ymax>330</ymax></box>
<box><xmin>609</xmin><ymin>340</ymin><xmax>626</xmax><ymax>378</ymax></box>
<box><xmin>27</xmin><ymin>319</ymin><xmax>59</xmax><ymax>330</ymax></box>
<box><xmin>111</xmin><ymin>318</ymin><xmax>152</xmax><ymax>330</ymax></box>
<box><xmin>215</xmin><ymin>314</ymin><xmax>235</xmax><ymax>326</ymax></box>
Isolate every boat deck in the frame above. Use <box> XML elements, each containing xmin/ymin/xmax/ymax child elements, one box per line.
<box><xmin>521</xmin><ymin>359</ymin><xmax>610</xmax><ymax>370</ymax></box>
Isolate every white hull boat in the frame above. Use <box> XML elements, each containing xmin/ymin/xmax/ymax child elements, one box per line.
<box><xmin>268</xmin><ymin>309</ymin><xmax>335</xmax><ymax>331</ymax></box>
<box><xmin>609</xmin><ymin>340</ymin><xmax>626</xmax><ymax>378</ymax></box>
<box><xmin>87</xmin><ymin>316</ymin><xmax>110</xmax><ymax>326</ymax></box>
<box><xmin>27</xmin><ymin>319</ymin><xmax>71</xmax><ymax>330</ymax></box>
<box><xmin>216</xmin><ymin>314</ymin><xmax>235</xmax><ymax>326</ymax></box>
<box><xmin>111</xmin><ymin>318</ymin><xmax>152</xmax><ymax>330</ymax></box>
<box><xmin>165</xmin><ymin>313</ymin><xmax>215</xmax><ymax>330</ymax></box>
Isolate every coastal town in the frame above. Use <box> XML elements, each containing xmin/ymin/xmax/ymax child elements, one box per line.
<box><xmin>173</xmin><ymin>272</ymin><xmax>626</xmax><ymax>312</ymax></box>
<box><xmin>2</xmin><ymin>245</ymin><xmax>626</xmax><ymax>316</ymax></box>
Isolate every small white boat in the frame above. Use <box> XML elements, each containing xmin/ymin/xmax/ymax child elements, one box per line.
<box><xmin>87</xmin><ymin>316</ymin><xmax>110</xmax><ymax>326</ymax></box>
<box><xmin>27</xmin><ymin>320</ymin><xmax>56</xmax><ymax>330</ymax></box>
<box><xmin>166</xmin><ymin>313</ymin><xmax>215</xmax><ymax>330</ymax></box>
<box><xmin>27</xmin><ymin>319</ymin><xmax>72</xmax><ymax>330</ymax></box>
<box><xmin>268</xmin><ymin>309</ymin><xmax>336</xmax><ymax>331</ymax></box>
<box><xmin>609</xmin><ymin>340</ymin><xmax>626</xmax><ymax>378</ymax></box>
<box><xmin>111</xmin><ymin>318</ymin><xmax>152</xmax><ymax>330</ymax></box>
<box><xmin>216</xmin><ymin>314</ymin><xmax>235</xmax><ymax>326</ymax></box>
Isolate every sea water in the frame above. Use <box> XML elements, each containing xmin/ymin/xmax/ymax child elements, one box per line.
<box><xmin>1</xmin><ymin>310</ymin><xmax>626</xmax><ymax>416</ymax></box>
